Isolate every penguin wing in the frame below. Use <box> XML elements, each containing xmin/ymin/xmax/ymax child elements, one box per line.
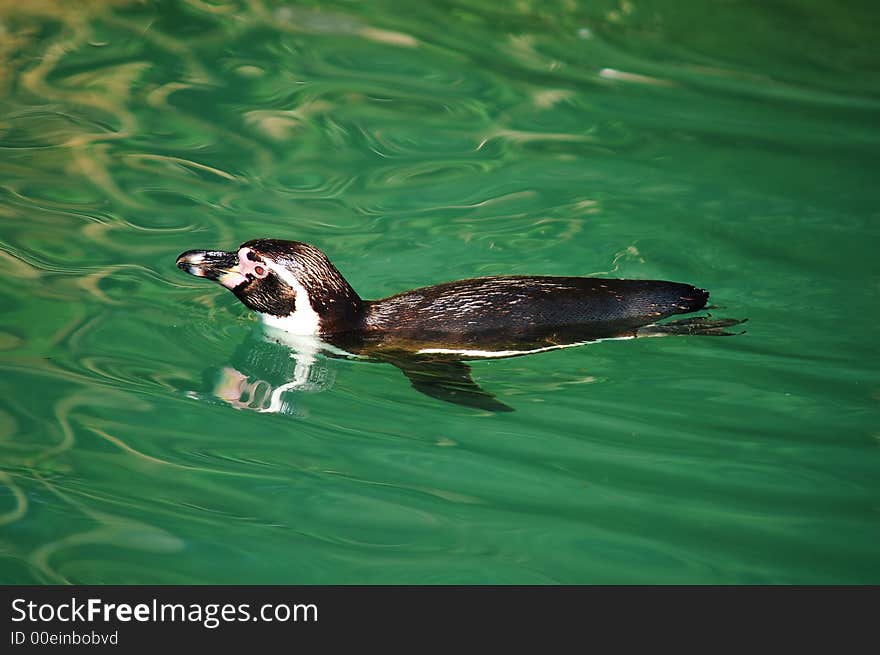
<box><xmin>386</xmin><ymin>357</ymin><xmax>513</xmax><ymax>413</ymax></box>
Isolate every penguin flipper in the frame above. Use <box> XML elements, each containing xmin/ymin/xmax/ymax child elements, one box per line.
<box><xmin>388</xmin><ymin>358</ymin><xmax>514</xmax><ymax>413</ymax></box>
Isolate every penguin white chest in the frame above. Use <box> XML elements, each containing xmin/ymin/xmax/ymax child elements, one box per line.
<box><xmin>261</xmin><ymin>260</ymin><xmax>322</xmax><ymax>335</ymax></box>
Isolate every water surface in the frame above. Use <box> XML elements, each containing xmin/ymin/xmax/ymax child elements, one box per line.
<box><xmin>1</xmin><ymin>0</ymin><xmax>878</xmax><ymax>584</ymax></box>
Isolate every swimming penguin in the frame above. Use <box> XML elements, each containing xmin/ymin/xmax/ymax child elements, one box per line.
<box><xmin>177</xmin><ymin>239</ymin><xmax>744</xmax><ymax>411</ymax></box>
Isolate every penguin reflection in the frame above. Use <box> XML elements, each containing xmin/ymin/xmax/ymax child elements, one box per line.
<box><xmin>201</xmin><ymin>329</ymin><xmax>338</xmax><ymax>416</ymax></box>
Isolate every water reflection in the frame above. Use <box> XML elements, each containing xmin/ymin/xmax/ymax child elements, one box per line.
<box><xmin>194</xmin><ymin>327</ymin><xmax>339</xmax><ymax>416</ymax></box>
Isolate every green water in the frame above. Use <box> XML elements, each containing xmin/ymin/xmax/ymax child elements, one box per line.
<box><xmin>1</xmin><ymin>0</ymin><xmax>878</xmax><ymax>584</ymax></box>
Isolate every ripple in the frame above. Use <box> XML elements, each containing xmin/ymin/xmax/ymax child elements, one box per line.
<box><xmin>1</xmin><ymin>0</ymin><xmax>878</xmax><ymax>585</ymax></box>
<box><xmin>0</xmin><ymin>471</ymin><xmax>27</xmax><ymax>527</ymax></box>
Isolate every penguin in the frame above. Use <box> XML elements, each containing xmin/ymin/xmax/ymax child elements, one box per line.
<box><xmin>177</xmin><ymin>239</ymin><xmax>744</xmax><ymax>411</ymax></box>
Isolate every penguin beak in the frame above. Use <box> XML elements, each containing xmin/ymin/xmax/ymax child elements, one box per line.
<box><xmin>176</xmin><ymin>250</ymin><xmax>248</xmax><ymax>290</ymax></box>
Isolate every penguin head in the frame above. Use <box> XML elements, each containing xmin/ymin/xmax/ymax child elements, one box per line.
<box><xmin>176</xmin><ymin>239</ymin><xmax>362</xmax><ymax>334</ymax></box>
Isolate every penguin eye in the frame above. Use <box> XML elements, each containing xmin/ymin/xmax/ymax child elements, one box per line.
<box><xmin>254</xmin><ymin>265</ymin><xmax>266</xmax><ymax>277</ymax></box>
